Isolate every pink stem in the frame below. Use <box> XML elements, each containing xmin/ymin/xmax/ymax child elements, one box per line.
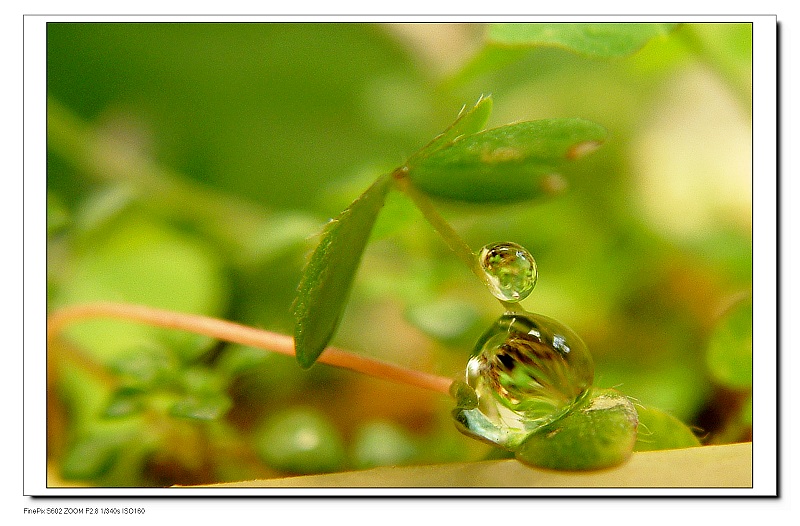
<box><xmin>47</xmin><ymin>302</ymin><xmax>454</xmax><ymax>395</ymax></box>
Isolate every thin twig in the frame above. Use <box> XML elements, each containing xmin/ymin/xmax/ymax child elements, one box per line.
<box><xmin>47</xmin><ymin>302</ymin><xmax>455</xmax><ymax>395</ymax></box>
<box><xmin>392</xmin><ymin>169</ymin><xmax>524</xmax><ymax>314</ymax></box>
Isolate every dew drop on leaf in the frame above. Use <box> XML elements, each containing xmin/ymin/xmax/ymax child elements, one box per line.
<box><xmin>453</xmin><ymin>312</ymin><xmax>594</xmax><ymax>449</ymax></box>
<box><xmin>478</xmin><ymin>242</ymin><xmax>538</xmax><ymax>302</ymax></box>
<box><xmin>468</xmin><ymin>312</ymin><xmax>594</xmax><ymax>427</ymax></box>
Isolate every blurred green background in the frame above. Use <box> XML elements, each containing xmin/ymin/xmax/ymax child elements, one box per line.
<box><xmin>46</xmin><ymin>22</ymin><xmax>752</xmax><ymax>486</ymax></box>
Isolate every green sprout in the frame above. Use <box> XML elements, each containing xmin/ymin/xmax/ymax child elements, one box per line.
<box><xmin>50</xmin><ymin>96</ymin><xmax>698</xmax><ymax>473</ymax></box>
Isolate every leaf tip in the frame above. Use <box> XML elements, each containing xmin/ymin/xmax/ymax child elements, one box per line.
<box><xmin>293</xmin><ymin>324</ymin><xmax>323</xmax><ymax>369</ymax></box>
<box><xmin>293</xmin><ymin>340</ymin><xmax>316</xmax><ymax>370</ymax></box>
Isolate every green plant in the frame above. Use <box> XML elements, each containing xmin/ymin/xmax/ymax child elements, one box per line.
<box><xmin>46</xmin><ymin>22</ymin><xmax>752</xmax><ymax>486</ymax></box>
<box><xmin>49</xmin><ymin>95</ymin><xmax>701</xmax><ymax>476</ymax></box>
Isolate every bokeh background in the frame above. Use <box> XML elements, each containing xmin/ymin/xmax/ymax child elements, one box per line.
<box><xmin>46</xmin><ymin>22</ymin><xmax>753</xmax><ymax>486</ymax></box>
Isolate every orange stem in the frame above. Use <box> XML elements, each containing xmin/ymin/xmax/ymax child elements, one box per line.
<box><xmin>47</xmin><ymin>302</ymin><xmax>454</xmax><ymax>395</ymax></box>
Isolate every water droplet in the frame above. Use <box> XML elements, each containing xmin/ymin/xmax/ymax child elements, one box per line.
<box><xmin>453</xmin><ymin>312</ymin><xmax>594</xmax><ymax>448</ymax></box>
<box><xmin>478</xmin><ymin>242</ymin><xmax>537</xmax><ymax>302</ymax></box>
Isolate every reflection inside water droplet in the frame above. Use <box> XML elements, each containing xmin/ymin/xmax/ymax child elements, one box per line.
<box><xmin>453</xmin><ymin>311</ymin><xmax>594</xmax><ymax>449</ymax></box>
<box><xmin>478</xmin><ymin>242</ymin><xmax>537</xmax><ymax>302</ymax></box>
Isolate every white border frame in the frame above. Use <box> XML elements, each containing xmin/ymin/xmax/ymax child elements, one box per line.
<box><xmin>22</xmin><ymin>14</ymin><xmax>777</xmax><ymax>500</ymax></box>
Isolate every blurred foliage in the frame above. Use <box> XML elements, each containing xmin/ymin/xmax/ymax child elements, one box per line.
<box><xmin>253</xmin><ymin>407</ymin><xmax>347</xmax><ymax>474</ymax></box>
<box><xmin>706</xmin><ymin>294</ymin><xmax>753</xmax><ymax>390</ymax></box>
<box><xmin>487</xmin><ymin>23</ymin><xmax>680</xmax><ymax>58</ymax></box>
<box><xmin>46</xmin><ymin>22</ymin><xmax>752</xmax><ymax>486</ymax></box>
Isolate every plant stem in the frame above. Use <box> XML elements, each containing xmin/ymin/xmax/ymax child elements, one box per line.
<box><xmin>392</xmin><ymin>168</ymin><xmax>480</xmax><ymax>276</ymax></box>
<box><xmin>392</xmin><ymin>168</ymin><xmax>523</xmax><ymax>313</ymax></box>
<box><xmin>47</xmin><ymin>302</ymin><xmax>454</xmax><ymax>395</ymax></box>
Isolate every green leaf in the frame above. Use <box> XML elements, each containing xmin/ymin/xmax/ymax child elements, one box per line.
<box><xmin>706</xmin><ymin>296</ymin><xmax>752</xmax><ymax>389</ymax></box>
<box><xmin>447</xmin><ymin>46</ymin><xmax>530</xmax><ymax>87</ymax></box>
<box><xmin>293</xmin><ymin>174</ymin><xmax>393</xmax><ymax>368</ymax></box>
<box><xmin>450</xmin><ymin>23</ymin><xmax>680</xmax><ymax>85</ymax></box>
<box><xmin>407</xmin><ymin>118</ymin><xmax>606</xmax><ymax>203</ymax></box>
<box><xmin>169</xmin><ymin>367</ymin><xmax>232</xmax><ymax>420</ymax></box>
<box><xmin>488</xmin><ymin>23</ymin><xmax>680</xmax><ymax>58</ymax></box>
<box><xmin>102</xmin><ymin>388</ymin><xmax>146</xmax><ymax>419</ymax></box>
<box><xmin>107</xmin><ymin>345</ymin><xmax>177</xmax><ymax>388</ymax></box>
<box><xmin>633</xmin><ymin>405</ymin><xmax>700</xmax><ymax>452</ymax></box>
<box><xmin>514</xmin><ymin>388</ymin><xmax>638</xmax><ymax>471</ymax></box>
<box><xmin>409</xmin><ymin>95</ymin><xmax>493</xmax><ymax>163</ymax></box>
<box><xmin>449</xmin><ymin>380</ymin><xmax>478</xmax><ymax>410</ymax></box>
<box><xmin>169</xmin><ymin>393</ymin><xmax>232</xmax><ymax>421</ymax></box>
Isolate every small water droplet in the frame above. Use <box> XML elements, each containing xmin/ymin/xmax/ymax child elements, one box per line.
<box><xmin>453</xmin><ymin>312</ymin><xmax>594</xmax><ymax>448</ymax></box>
<box><xmin>478</xmin><ymin>242</ymin><xmax>537</xmax><ymax>302</ymax></box>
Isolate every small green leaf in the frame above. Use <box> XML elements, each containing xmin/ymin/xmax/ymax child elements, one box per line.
<box><xmin>169</xmin><ymin>367</ymin><xmax>231</xmax><ymax>420</ymax></box>
<box><xmin>450</xmin><ymin>380</ymin><xmax>478</xmax><ymax>410</ymax></box>
<box><xmin>706</xmin><ymin>296</ymin><xmax>752</xmax><ymax>389</ymax></box>
<box><xmin>293</xmin><ymin>174</ymin><xmax>393</xmax><ymax>368</ymax></box>
<box><xmin>409</xmin><ymin>95</ymin><xmax>493</xmax><ymax>162</ymax></box>
<box><xmin>488</xmin><ymin>23</ymin><xmax>680</xmax><ymax>58</ymax></box>
<box><xmin>514</xmin><ymin>388</ymin><xmax>638</xmax><ymax>471</ymax></box>
<box><xmin>102</xmin><ymin>388</ymin><xmax>146</xmax><ymax>419</ymax></box>
<box><xmin>107</xmin><ymin>345</ymin><xmax>177</xmax><ymax>388</ymax></box>
<box><xmin>633</xmin><ymin>405</ymin><xmax>700</xmax><ymax>452</ymax></box>
<box><xmin>407</xmin><ymin>118</ymin><xmax>606</xmax><ymax>203</ymax></box>
<box><xmin>217</xmin><ymin>344</ymin><xmax>306</xmax><ymax>396</ymax></box>
<box><xmin>169</xmin><ymin>393</ymin><xmax>231</xmax><ymax>421</ymax></box>
<box><xmin>180</xmin><ymin>366</ymin><xmax>227</xmax><ymax>395</ymax></box>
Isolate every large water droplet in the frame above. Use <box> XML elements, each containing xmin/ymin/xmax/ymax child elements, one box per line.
<box><xmin>453</xmin><ymin>312</ymin><xmax>594</xmax><ymax>449</ymax></box>
<box><xmin>478</xmin><ymin>242</ymin><xmax>537</xmax><ymax>302</ymax></box>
